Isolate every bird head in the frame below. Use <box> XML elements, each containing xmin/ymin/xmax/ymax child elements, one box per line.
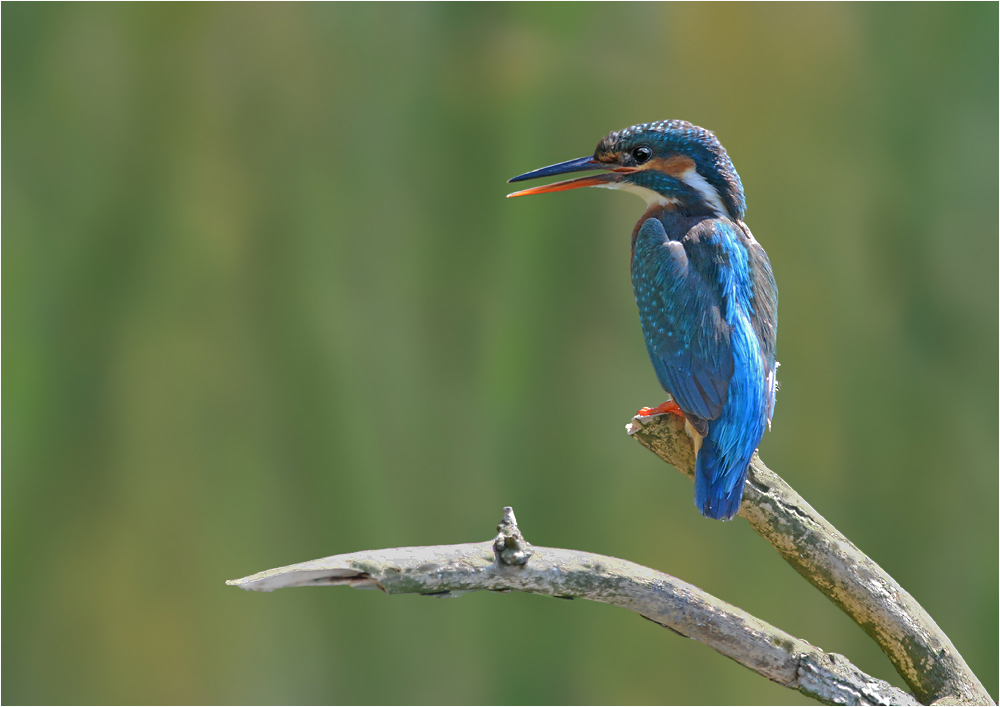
<box><xmin>507</xmin><ymin>120</ymin><xmax>745</xmax><ymax>220</ymax></box>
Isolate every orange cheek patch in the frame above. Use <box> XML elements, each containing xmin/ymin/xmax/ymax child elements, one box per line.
<box><xmin>648</xmin><ymin>155</ymin><xmax>696</xmax><ymax>177</ymax></box>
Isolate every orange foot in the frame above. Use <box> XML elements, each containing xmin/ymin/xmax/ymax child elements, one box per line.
<box><xmin>637</xmin><ymin>400</ymin><xmax>684</xmax><ymax>417</ymax></box>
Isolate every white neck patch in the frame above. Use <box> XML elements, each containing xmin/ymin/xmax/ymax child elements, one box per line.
<box><xmin>680</xmin><ymin>168</ymin><xmax>730</xmax><ymax>218</ymax></box>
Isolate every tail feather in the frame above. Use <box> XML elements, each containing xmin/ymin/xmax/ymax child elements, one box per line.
<box><xmin>693</xmin><ymin>434</ymin><xmax>755</xmax><ymax>521</ymax></box>
<box><xmin>688</xmin><ymin>305</ymin><xmax>775</xmax><ymax>520</ymax></box>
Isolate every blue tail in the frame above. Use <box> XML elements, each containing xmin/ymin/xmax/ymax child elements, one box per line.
<box><xmin>693</xmin><ymin>319</ymin><xmax>772</xmax><ymax>520</ymax></box>
<box><xmin>694</xmin><ymin>430</ymin><xmax>757</xmax><ymax>520</ymax></box>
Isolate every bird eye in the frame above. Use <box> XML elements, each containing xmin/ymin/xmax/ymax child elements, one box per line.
<box><xmin>633</xmin><ymin>146</ymin><xmax>652</xmax><ymax>164</ymax></box>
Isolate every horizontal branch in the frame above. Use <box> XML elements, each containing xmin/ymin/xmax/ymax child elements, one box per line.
<box><xmin>627</xmin><ymin>413</ymin><xmax>993</xmax><ymax>706</ymax></box>
<box><xmin>229</xmin><ymin>507</ymin><xmax>917</xmax><ymax>706</ymax></box>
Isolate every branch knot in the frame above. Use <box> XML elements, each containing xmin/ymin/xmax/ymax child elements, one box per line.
<box><xmin>493</xmin><ymin>506</ymin><xmax>534</xmax><ymax>566</ymax></box>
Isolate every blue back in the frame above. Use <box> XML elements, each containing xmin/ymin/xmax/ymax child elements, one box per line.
<box><xmin>632</xmin><ymin>211</ymin><xmax>777</xmax><ymax>519</ymax></box>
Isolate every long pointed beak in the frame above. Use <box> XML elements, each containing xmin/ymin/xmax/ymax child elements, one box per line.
<box><xmin>506</xmin><ymin>156</ymin><xmax>633</xmax><ymax>198</ymax></box>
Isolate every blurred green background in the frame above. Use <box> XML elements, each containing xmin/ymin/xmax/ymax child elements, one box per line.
<box><xmin>3</xmin><ymin>3</ymin><xmax>997</xmax><ymax>704</ymax></box>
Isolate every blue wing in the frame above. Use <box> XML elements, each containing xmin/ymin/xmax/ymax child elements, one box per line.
<box><xmin>631</xmin><ymin>216</ymin><xmax>736</xmax><ymax>424</ymax></box>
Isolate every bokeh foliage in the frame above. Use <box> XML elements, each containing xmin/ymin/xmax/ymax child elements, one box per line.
<box><xmin>3</xmin><ymin>3</ymin><xmax>997</xmax><ymax>704</ymax></box>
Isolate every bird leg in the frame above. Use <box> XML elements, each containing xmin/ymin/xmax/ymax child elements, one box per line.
<box><xmin>637</xmin><ymin>400</ymin><xmax>684</xmax><ymax>417</ymax></box>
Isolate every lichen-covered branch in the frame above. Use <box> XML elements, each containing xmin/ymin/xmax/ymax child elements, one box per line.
<box><xmin>627</xmin><ymin>412</ymin><xmax>993</xmax><ymax>706</ymax></box>
<box><xmin>229</xmin><ymin>508</ymin><xmax>917</xmax><ymax>706</ymax></box>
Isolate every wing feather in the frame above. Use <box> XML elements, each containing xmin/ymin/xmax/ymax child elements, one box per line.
<box><xmin>632</xmin><ymin>217</ymin><xmax>735</xmax><ymax>421</ymax></box>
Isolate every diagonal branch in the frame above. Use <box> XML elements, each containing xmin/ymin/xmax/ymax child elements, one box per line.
<box><xmin>627</xmin><ymin>412</ymin><xmax>993</xmax><ymax>706</ymax></box>
<box><xmin>229</xmin><ymin>507</ymin><xmax>918</xmax><ymax>706</ymax></box>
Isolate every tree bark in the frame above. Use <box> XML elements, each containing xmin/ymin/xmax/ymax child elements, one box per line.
<box><xmin>627</xmin><ymin>412</ymin><xmax>993</xmax><ymax>705</ymax></box>
<box><xmin>226</xmin><ymin>412</ymin><xmax>995</xmax><ymax>706</ymax></box>
<box><xmin>229</xmin><ymin>507</ymin><xmax>919</xmax><ymax>706</ymax></box>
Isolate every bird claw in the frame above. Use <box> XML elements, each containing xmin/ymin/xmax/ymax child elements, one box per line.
<box><xmin>637</xmin><ymin>400</ymin><xmax>684</xmax><ymax>417</ymax></box>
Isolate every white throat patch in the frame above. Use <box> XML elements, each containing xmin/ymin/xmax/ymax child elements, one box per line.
<box><xmin>599</xmin><ymin>180</ymin><xmax>677</xmax><ymax>208</ymax></box>
<box><xmin>598</xmin><ymin>164</ymin><xmax>731</xmax><ymax>215</ymax></box>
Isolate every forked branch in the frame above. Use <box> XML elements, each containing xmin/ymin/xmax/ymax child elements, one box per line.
<box><xmin>227</xmin><ymin>413</ymin><xmax>994</xmax><ymax>706</ymax></box>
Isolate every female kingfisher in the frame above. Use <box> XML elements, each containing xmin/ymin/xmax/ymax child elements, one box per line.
<box><xmin>507</xmin><ymin>120</ymin><xmax>778</xmax><ymax>520</ymax></box>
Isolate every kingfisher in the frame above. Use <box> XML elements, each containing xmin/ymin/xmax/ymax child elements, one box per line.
<box><xmin>507</xmin><ymin>120</ymin><xmax>778</xmax><ymax>520</ymax></box>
